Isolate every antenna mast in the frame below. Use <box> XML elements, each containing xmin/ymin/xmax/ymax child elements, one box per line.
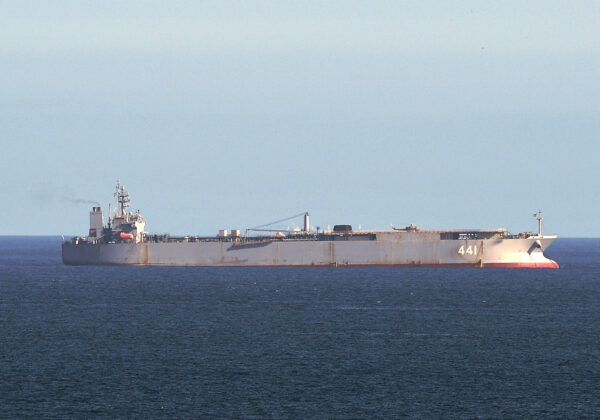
<box><xmin>534</xmin><ymin>210</ymin><xmax>543</xmax><ymax>236</ymax></box>
<box><xmin>114</xmin><ymin>179</ymin><xmax>131</xmax><ymax>216</ymax></box>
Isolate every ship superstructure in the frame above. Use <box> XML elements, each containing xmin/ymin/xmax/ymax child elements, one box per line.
<box><xmin>63</xmin><ymin>181</ymin><xmax>559</xmax><ymax>268</ymax></box>
<box><xmin>86</xmin><ymin>180</ymin><xmax>146</xmax><ymax>244</ymax></box>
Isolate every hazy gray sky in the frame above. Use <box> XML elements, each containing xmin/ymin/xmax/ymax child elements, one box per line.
<box><xmin>1</xmin><ymin>1</ymin><xmax>598</xmax><ymax>236</ymax></box>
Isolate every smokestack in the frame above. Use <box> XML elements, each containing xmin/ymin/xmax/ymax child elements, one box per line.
<box><xmin>89</xmin><ymin>207</ymin><xmax>104</xmax><ymax>239</ymax></box>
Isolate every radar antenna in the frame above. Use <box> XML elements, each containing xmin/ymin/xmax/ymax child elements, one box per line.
<box><xmin>533</xmin><ymin>210</ymin><xmax>543</xmax><ymax>236</ymax></box>
<box><xmin>114</xmin><ymin>179</ymin><xmax>131</xmax><ymax>216</ymax></box>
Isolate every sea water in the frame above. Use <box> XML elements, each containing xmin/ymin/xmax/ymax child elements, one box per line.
<box><xmin>1</xmin><ymin>237</ymin><xmax>599</xmax><ymax>418</ymax></box>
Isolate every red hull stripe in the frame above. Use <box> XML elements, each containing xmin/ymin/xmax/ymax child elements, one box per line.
<box><xmin>483</xmin><ymin>262</ymin><xmax>559</xmax><ymax>269</ymax></box>
<box><xmin>106</xmin><ymin>262</ymin><xmax>560</xmax><ymax>268</ymax></box>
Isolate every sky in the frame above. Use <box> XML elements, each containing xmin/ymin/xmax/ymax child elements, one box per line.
<box><xmin>1</xmin><ymin>1</ymin><xmax>598</xmax><ymax>236</ymax></box>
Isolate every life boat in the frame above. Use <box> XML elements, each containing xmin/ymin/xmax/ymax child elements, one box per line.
<box><xmin>120</xmin><ymin>232</ymin><xmax>134</xmax><ymax>240</ymax></box>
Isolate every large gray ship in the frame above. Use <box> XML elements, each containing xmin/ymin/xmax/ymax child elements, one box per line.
<box><xmin>62</xmin><ymin>181</ymin><xmax>559</xmax><ymax>268</ymax></box>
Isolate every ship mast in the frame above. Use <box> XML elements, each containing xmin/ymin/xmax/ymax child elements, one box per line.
<box><xmin>534</xmin><ymin>210</ymin><xmax>543</xmax><ymax>236</ymax></box>
<box><xmin>114</xmin><ymin>179</ymin><xmax>131</xmax><ymax>217</ymax></box>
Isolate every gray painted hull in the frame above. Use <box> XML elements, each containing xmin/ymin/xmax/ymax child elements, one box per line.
<box><xmin>62</xmin><ymin>232</ymin><xmax>558</xmax><ymax>268</ymax></box>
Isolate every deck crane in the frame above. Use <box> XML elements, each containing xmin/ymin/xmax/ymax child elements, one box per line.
<box><xmin>245</xmin><ymin>212</ymin><xmax>310</xmax><ymax>237</ymax></box>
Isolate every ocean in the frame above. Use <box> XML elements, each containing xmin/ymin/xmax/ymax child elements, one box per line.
<box><xmin>1</xmin><ymin>237</ymin><xmax>599</xmax><ymax>418</ymax></box>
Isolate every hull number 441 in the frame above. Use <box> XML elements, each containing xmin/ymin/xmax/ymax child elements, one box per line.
<box><xmin>458</xmin><ymin>245</ymin><xmax>477</xmax><ymax>255</ymax></box>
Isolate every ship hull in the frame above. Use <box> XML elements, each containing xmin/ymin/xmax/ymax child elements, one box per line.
<box><xmin>62</xmin><ymin>232</ymin><xmax>558</xmax><ymax>268</ymax></box>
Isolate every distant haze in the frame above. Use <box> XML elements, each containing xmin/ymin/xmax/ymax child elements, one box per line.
<box><xmin>1</xmin><ymin>1</ymin><xmax>598</xmax><ymax>236</ymax></box>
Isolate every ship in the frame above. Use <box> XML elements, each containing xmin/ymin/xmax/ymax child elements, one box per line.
<box><xmin>62</xmin><ymin>181</ymin><xmax>559</xmax><ymax>268</ymax></box>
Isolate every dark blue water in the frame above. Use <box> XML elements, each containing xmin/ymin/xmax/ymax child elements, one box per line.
<box><xmin>1</xmin><ymin>237</ymin><xmax>599</xmax><ymax>418</ymax></box>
